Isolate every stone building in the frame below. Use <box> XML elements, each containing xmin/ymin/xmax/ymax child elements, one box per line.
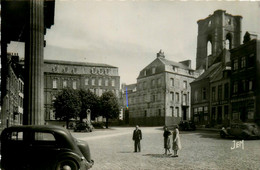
<box><xmin>196</xmin><ymin>10</ymin><xmax>242</xmax><ymax>70</ymax></box>
<box><xmin>123</xmin><ymin>51</ymin><xmax>199</xmax><ymax>126</ymax></box>
<box><xmin>191</xmin><ymin>10</ymin><xmax>242</xmax><ymax>127</ymax></box>
<box><xmin>1</xmin><ymin>53</ymin><xmax>24</xmax><ymax>128</ymax></box>
<box><xmin>230</xmin><ymin>35</ymin><xmax>260</xmax><ymax>124</ymax></box>
<box><xmin>44</xmin><ymin>60</ymin><xmax>120</xmax><ymax>121</ymax></box>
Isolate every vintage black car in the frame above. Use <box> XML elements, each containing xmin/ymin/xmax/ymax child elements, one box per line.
<box><xmin>74</xmin><ymin>121</ymin><xmax>94</xmax><ymax>132</ymax></box>
<box><xmin>220</xmin><ymin>122</ymin><xmax>260</xmax><ymax>139</ymax></box>
<box><xmin>179</xmin><ymin>121</ymin><xmax>196</xmax><ymax>131</ymax></box>
<box><xmin>0</xmin><ymin>125</ymin><xmax>94</xmax><ymax>170</ymax></box>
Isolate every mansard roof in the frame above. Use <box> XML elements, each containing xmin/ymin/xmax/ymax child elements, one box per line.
<box><xmin>192</xmin><ymin>62</ymin><xmax>222</xmax><ymax>83</ymax></box>
<box><xmin>137</xmin><ymin>56</ymin><xmax>194</xmax><ymax>79</ymax></box>
<box><xmin>44</xmin><ymin>59</ymin><xmax>117</xmax><ymax>68</ymax></box>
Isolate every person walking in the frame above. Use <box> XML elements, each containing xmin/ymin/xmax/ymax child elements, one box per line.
<box><xmin>172</xmin><ymin>125</ymin><xmax>181</xmax><ymax>157</ymax></box>
<box><xmin>132</xmin><ymin>125</ymin><xmax>142</xmax><ymax>152</ymax></box>
<box><xmin>163</xmin><ymin>126</ymin><xmax>171</xmax><ymax>155</ymax></box>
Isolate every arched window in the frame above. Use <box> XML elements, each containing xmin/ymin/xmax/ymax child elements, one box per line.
<box><xmin>207</xmin><ymin>35</ymin><xmax>212</xmax><ymax>56</ymax></box>
<box><xmin>226</xmin><ymin>33</ymin><xmax>232</xmax><ymax>50</ymax></box>
<box><xmin>207</xmin><ymin>41</ymin><xmax>212</xmax><ymax>56</ymax></box>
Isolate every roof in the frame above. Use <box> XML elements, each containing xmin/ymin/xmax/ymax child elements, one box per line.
<box><xmin>192</xmin><ymin>62</ymin><xmax>222</xmax><ymax>83</ymax></box>
<box><xmin>124</xmin><ymin>84</ymin><xmax>137</xmax><ymax>92</ymax></box>
<box><xmin>44</xmin><ymin>59</ymin><xmax>117</xmax><ymax>68</ymax></box>
<box><xmin>158</xmin><ymin>57</ymin><xmax>193</xmax><ymax>70</ymax></box>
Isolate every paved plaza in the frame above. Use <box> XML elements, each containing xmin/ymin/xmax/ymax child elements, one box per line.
<box><xmin>72</xmin><ymin>127</ymin><xmax>260</xmax><ymax>170</ymax></box>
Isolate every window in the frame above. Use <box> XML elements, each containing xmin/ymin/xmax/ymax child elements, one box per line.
<box><xmin>176</xmin><ymin>93</ymin><xmax>179</xmax><ymax>102</ymax></box>
<box><xmin>208</xmin><ymin>20</ymin><xmax>212</xmax><ymax>27</ymax></box>
<box><xmin>10</xmin><ymin>131</ymin><xmax>23</xmax><ymax>141</ymax></box>
<box><xmin>202</xmin><ymin>88</ymin><xmax>206</xmax><ymax>100</ymax></box>
<box><xmin>241</xmin><ymin>80</ymin><xmax>246</xmax><ymax>92</ymax></box>
<box><xmin>183</xmin><ymin>81</ymin><xmax>187</xmax><ymax>89</ymax></box>
<box><xmin>152</xmin><ymin>95</ymin><xmax>156</xmax><ymax>102</ymax></box>
<box><xmin>158</xmin><ymin>109</ymin><xmax>161</xmax><ymax>116</ymax></box>
<box><xmin>85</xmin><ymin>78</ymin><xmax>89</xmax><ymax>86</ymax></box>
<box><xmin>52</xmin><ymin>79</ymin><xmax>57</xmax><ymax>89</ymax></box>
<box><xmin>73</xmin><ymin>81</ymin><xmax>77</xmax><ymax>89</ymax></box>
<box><xmin>249</xmin><ymin>80</ymin><xmax>253</xmax><ymax>91</ymax></box>
<box><xmin>248</xmin><ymin>54</ymin><xmax>255</xmax><ymax>67</ymax></box>
<box><xmin>183</xmin><ymin>94</ymin><xmax>187</xmax><ymax>105</ymax></box>
<box><xmin>63</xmin><ymin>80</ymin><xmax>67</xmax><ymax>88</ymax></box>
<box><xmin>158</xmin><ymin>78</ymin><xmax>161</xmax><ymax>86</ymax></box>
<box><xmin>212</xmin><ymin>87</ymin><xmax>216</xmax><ymax>101</ymax></box>
<box><xmin>194</xmin><ymin>108</ymin><xmax>198</xmax><ymax>115</ymax></box>
<box><xmin>98</xmin><ymin>78</ymin><xmax>102</xmax><ymax>86</ymax></box>
<box><xmin>241</xmin><ymin>56</ymin><xmax>246</xmax><ymax>68</ymax></box>
<box><xmin>112</xmin><ymin>79</ymin><xmax>115</xmax><ymax>87</ymax></box>
<box><xmin>175</xmin><ymin>107</ymin><xmax>179</xmax><ymax>117</ymax></box>
<box><xmin>195</xmin><ymin>90</ymin><xmax>198</xmax><ymax>102</ymax></box>
<box><xmin>170</xmin><ymin>92</ymin><xmax>174</xmax><ymax>101</ymax></box>
<box><xmin>233</xmin><ymin>59</ymin><xmax>238</xmax><ymax>70</ymax></box>
<box><xmin>152</xmin><ymin>67</ymin><xmax>156</xmax><ymax>74</ymax></box>
<box><xmin>170</xmin><ymin>78</ymin><xmax>174</xmax><ymax>86</ymax></box>
<box><xmin>224</xmin><ymin>83</ymin><xmax>229</xmax><ymax>99</ymax></box>
<box><xmin>144</xmin><ymin>70</ymin><xmax>147</xmax><ymax>76</ymax></box>
<box><xmin>170</xmin><ymin>106</ymin><xmax>174</xmax><ymax>117</ymax></box>
<box><xmin>233</xmin><ymin>82</ymin><xmax>238</xmax><ymax>94</ymax></box>
<box><xmin>34</xmin><ymin>132</ymin><xmax>55</xmax><ymax>141</ymax></box>
<box><xmin>218</xmin><ymin>85</ymin><xmax>222</xmax><ymax>100</ymax></box>
<box><xmin>105</xmin><ymin>79</ymin><xmax>108</xmax><ymax>86</ymax></box>
<box><xmin>152</xmin><ymin>79</ymin><xmax>155</xmax><ymax>87</ymax></box>
<box><xmin>92</xmin><ymin>78</ymin><xmax>95</xmax><ymax>86</ymax></box>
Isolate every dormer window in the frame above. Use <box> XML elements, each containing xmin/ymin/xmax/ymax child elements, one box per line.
<box><xmin>152</xmin><ymin>67</ymin><xmax>156</xmax><ymax>74</ymax></box>
<box><xmin>172</xmin><ymin>66</ymin><xmax>177</xmax><ymax>71</ymax></box>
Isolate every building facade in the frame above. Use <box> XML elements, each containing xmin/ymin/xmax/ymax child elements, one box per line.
<box><xmin>192</xmin><ymin>10</ymin><xmax>260</xmax><ymax>127</ymax></box>
<box><xmin>1</xmin><ymin>53</ymin><xmax>24</xmax><ymax>128</ymax></box>
<box><xmin>123</xmin><ymin>51</ymin><xmax>199</xmax><ymax>126</ymax></box>
<box><xmin>44</xmin><ymin>60</ymin><xmax>120</xmax><ymax>121</ymax></box>
<box><xmin>230</xmin><ymin>37</ymin><xmax>260</xmax><ymax>124</ymax></box>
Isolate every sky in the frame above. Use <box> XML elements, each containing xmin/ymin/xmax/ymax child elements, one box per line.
<box><xmin>7</xmin><ymin>0</ymin><xmax>260</xmax><ymax>85</ymax></box>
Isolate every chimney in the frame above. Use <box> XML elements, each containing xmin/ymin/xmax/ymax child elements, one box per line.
<box><xmin>157</xmin><ymin>50</ymin><xmax>165</xmax><ymax>58</ymax></box>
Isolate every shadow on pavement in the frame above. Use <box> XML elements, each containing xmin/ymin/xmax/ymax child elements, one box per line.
<box><xmin>142</xmin><ymin>153</ymin><xmax>173</xmax><ymax>158</ymax></box>
<box><xmin>118</xmin><ymin>151</ymin><xmax>135</xmax><ymax>153</ymax></box>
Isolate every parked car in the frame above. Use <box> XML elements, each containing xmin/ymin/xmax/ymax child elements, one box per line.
<box><xmin>0</xmin><ymin>125</ymin><xmax>94</xmax><ymax>170</ymax></box>
<box><xmin>179</xmin><ymin>121</ymin><xmax>196</xmax><ymax>131</ymax></box>
<box><xmin>74</xmin><ymin>121</ymin><xmax>94</xmax><ymax>132</ymax></box>
<box><xmin>220</xmin><ymin>122</ymin><xmax>260</xmax><ymax>139</ymax></box>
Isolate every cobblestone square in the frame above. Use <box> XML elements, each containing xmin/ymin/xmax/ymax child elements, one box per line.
<box><xmin>72</xmin><ymin>127</ymin><xmax>260</xmax><ymax>170</ymax></box>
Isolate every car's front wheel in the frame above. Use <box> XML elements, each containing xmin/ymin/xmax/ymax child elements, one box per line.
<box><xmin>220</xmin><ymin>131</ymin><xmax>226</xmax><ymax>138</ymax></box>
<box><xmin>55</xmin><ymin>159</ymin><xmax>79</xmax><ymax>170</ymax></box>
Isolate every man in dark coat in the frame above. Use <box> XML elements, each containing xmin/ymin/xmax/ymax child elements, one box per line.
<box><xmin>132</xmin><ymin>125</ymin><xmax>142</xmax><ymax>152</ymax></box>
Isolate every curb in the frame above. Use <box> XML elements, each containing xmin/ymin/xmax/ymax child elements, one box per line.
<box><xmin>196</xmin><ymin>128</ymin><xmax>220</xmax><ymax>132</ymax></box>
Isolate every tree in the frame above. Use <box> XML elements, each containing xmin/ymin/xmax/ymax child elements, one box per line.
<box><xmin>99</xmin><ymin>91</ymin><xmax>120</xmax><ymax>128</ymax></box>
<box><xmin>53</xmin><ymin>88</ymin><xmax>81</xmax><ymax>128</ymax></box>
<box><xmin>78</xmin><ymin>89</ymin><xmax>100</xmax><ymax>121</ymax></box>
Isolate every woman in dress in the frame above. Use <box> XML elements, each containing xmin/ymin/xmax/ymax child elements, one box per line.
<box><xmin>172</xmin><ymin>125</ymin><xmax>181</xmax><ymax>157</ymax></box>
<box><xmin>163</xmin><ymin>126</ymin><xmax>171</xmax><ymax>155</ymax></box>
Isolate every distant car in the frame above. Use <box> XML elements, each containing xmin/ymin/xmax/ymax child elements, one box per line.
<box><xmin>179</xmin><ymin>121</ymin><xmax>196</xmax><ymax>131</ymax></box>
<box><xmin>220</xmin><ymin>122</ymin><xmax>260</xmax><ymax>139</ymax></box>
<box><xmin>74</xmin><ymin>121</ymin><xmax>94</xmax><ymax>132</ymax></box>
<box><xmin>0</xmin><ymin>125</ymin><xmax>94</xmax><ymax>170</ymax></box>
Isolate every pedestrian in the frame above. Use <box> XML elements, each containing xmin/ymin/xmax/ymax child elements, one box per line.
<box><xmin>163</xmin><ymin>126</ymin><xmax>171</xmax><ymax>155</ymax></box>
<box><xmin>172</xmin><ymin>125</ymin><xmax>181</xmax><ymax>157</ymax></box>
<box><xmin>132</xmin><ymin>125</ymin><xmax>142</xmax><ymax>152</ymax></box>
